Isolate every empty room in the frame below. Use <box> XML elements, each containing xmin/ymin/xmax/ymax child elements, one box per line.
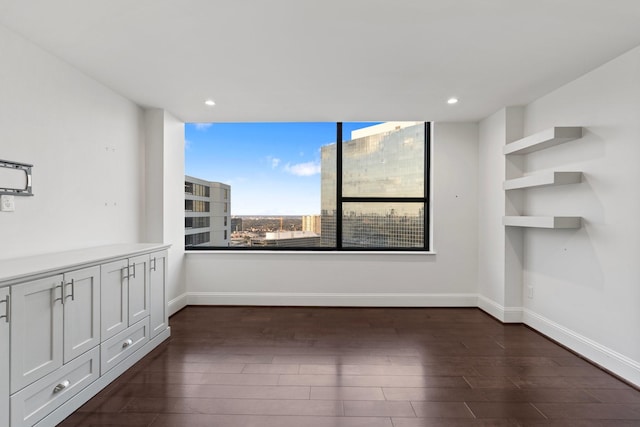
<box><xmin>1</xmin><ymin>1</ymin><xmax>640</xmax><ymax>426</ymax></box>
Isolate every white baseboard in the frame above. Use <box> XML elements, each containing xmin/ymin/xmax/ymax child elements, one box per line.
<box><xmin>476</xmin><ymin>295</ymin><xmax>522</xmax><ymax>323</ymax></box>
<box><xmin>168</xmin><ymin>292</ymin><xmax>188</xmax><ymax>316</ymax></box>
<box><xmin>186</xmin><ymin>292</ymin><xmax>478</xmax><ymax>307</ymax></box>
<box><xmin>522</xmin><ymin>308</ymin><xmax>640</xmax><ymax>388</ymax></box>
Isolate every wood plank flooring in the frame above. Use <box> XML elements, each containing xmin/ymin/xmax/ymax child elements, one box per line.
<box><xmin>59</xmin><ymin>306</ymin><xmax>640</xmax><ymax>426</ymax></box>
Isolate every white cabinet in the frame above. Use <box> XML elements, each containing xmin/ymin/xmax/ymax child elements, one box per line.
<box><xmin>149</xmin><ymin>250</ymin><xmax>168</xmax><ymax>338</ymax></box>
<box><xmin>128</xmin><ymin>254</ymin><xmax>150</xmax><ymax>326</ymax></box>
<box><xmin>0</xmin><ymin>244</ymin><xmax>170</xmax><ymax>427</ymax></box>
<box><xmin>0</xmin><ymin>288</ymin><xmax>10</xmax><ymax>427</ymax></box>
<box><xmin>63</xmin><ymin>266</ymin><xmax>101</xmax><ymax>363</ymax></box>
<box><xmin>11</xmin><ymin>266</ymin><xmax>101</xmax><ymax>394</ymax></box>
<box><xmin>100</xmin><ymin>259</ymin><xmax>129</xmax><ymax>341</ymax></box>
<box><xmin>101</xmin><ymin>254</ymin><xmax>149</xmax><ymax>342</ymax></box>
<box><xmin>11</xmin><ymin>347</ymin><xmax>100</xmax><ymax>427</ymax></box>
<box><xmin>101</xmin><ymin>317</ymin><xmax>149</xmax><ymax>374</ymax></box>
<box><xmin>10</xmin><ymin>275</ymin><xmax>64</xmax><ymax>393</ymax></box>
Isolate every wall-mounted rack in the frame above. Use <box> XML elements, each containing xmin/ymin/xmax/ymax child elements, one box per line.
<box><xmin>0</xmin><ymin>159</ymin><xmax>33</xmax><ymax>196</ymax></box>
<box><xmin>503</xmin><ymin>171</ymin><xmax>582</xmax><ymax>190</ymax></box>
<box><xmin>503</xmin><ymin>126</ymin><xmax>584</xmax><ymax>229</ymax></box>
<box><xmin>503</xmin><ymin>216</ymin><xmax>582</xmax><ymax>229</ymax></box>
<box><xmin>503</xmin><ymin>126</ymin><xmax>583</xmax><ymax>155</ymax></box>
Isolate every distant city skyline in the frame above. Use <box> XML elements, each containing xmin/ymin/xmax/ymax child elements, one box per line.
<box><xmin>185</xmin><ymin>122</ymin><xmax>380</xmax><ymax>215</ymax></box>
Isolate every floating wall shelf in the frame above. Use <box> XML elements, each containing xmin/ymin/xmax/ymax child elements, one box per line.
<box><xmin>503</xmin><ymin>171</ymin><xmax>582</xmax><ymax>190</ymax></box>
<box><xmin>503</xmin><ymin>127</ymin><xmax>583</xmax><ymax>155</ymax></box>
<box><xmin>503</xmin><ymin>216</ymin><xmax>581</xmax><ymax>229</ymax></box>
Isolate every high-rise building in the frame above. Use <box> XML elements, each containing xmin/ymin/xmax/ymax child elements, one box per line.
<box><xmin>302</xmin><ymin>215</ymin><xmax>321</xmax><ymax>234</ymax></box>
<box><xmin>231</xmin><ymin>217</ymin><xmax>243</xmax><ymax>232</ymax></box>
<box><xmin>185</xmin><ymin>176</ymin><xmax>231</xmax><ymax>247</ymax></box>
<box><xmin>321</xmin><ymin>122</ymin><xmax>425</xmax><ymax>248</ymax></box>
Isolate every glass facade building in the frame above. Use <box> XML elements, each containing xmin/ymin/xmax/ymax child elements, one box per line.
<box><xmin>321</xmin><ymin>122</ymin><xmax>426</xmax><ymax>248</ymax></box>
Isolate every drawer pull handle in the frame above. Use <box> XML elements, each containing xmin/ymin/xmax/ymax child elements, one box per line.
<box><xmin>65</xmin><ymin>279</ymin><xmax>75</xmax><ymax>301</ymax></box>
<box><xmin>0</xmin><ymin>295</ymin><xmax>9</xmax><ymax>323</ymax></box>
<box><xmin>53</xmin><ymin>380</ymin><xmax>70</xmax><ymax>394</ymax></box>
<box><xmin>53</xmin><ymin>282</ymin><xmax>64</xmax><ymax>305</ymax></box>
<box><xmin>122</xmin><ymin>338</ymin><xmax>134</xmax><ymax>349</ymax></box>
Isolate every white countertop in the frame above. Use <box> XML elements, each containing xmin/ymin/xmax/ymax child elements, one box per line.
<box><xmin>0</xmin><ymin>243</ymin><xmax>170</xmax><ymax>286</ymax></box>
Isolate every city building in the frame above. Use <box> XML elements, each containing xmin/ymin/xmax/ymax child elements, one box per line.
<box><xmin>252</xmin><ymin>230</ymin><xmax>320</xmax><ymax>248</ymax></box>
<box><xmin>230</xmin><ymin>217</ymin><xmax>243</xmax><ymax>233</ymax></box>
<box><xmin>301</xmin><ymin>215</ymin><xmax>321</xmax><ymax>234</ymax></box>
<box><xmin>321</xmin><ymin>122</ymin><xmax>426</xmax><ymax>247</ymax></box>
<box><xmin>184</xmin><ymin>176</ymin><xmax>230</xmax><ymax>247</ymax></box>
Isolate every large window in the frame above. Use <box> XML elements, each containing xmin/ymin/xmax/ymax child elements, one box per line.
<box><xmin>185</xmin><ymin>200</ymin><xmax>209</xmax><ymax>212</ymax></box>
<box><xmin>185</xmin><ymin>122</ymin><xmax>430</xmax><ymax>251</ymax></box>
<box><xmin>185</xmin><ymin>217</ymin><xmax>210</xmax><ymax>229</ymax></box>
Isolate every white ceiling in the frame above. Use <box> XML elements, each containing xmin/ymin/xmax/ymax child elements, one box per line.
<box><xmin>1</xmin><ymin>0</ymin><xmax>640</xmax><ymax>123</ymax></box>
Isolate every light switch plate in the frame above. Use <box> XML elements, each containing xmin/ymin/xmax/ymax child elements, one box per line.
<box><xmin>0</xmin><ymin>195</ymin><xmax>15</xmax><ymax>212</ymax></box>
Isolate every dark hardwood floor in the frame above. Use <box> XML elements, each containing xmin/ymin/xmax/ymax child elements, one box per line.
<box><xmin>60</xmin><ymin>306</ymin><xmax>640</xmax><ymax>426</ymax></box>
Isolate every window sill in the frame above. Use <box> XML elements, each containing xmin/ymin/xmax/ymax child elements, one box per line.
<box><xmin>185</xmin><ymin>250</ymin><xmax>437</xmax><ymax>255</ymax></box>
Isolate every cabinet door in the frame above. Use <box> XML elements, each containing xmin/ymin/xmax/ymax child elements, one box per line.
<box><xmin>63</xmin><ymin>266</ymin><xmax>101</xmax><ymax>363</ymax></box>
<box><xmin>128</xmin><ymin>254</ymin><xmax>149</xmax><ymax>326</ymax></box>
<box><xmin>149</xmin><ymin>250</ymin><xmax>168</xmax><ymax>338</ymax></box>
<box><xmin>11</xmin><ymin>275</ymin><xmax>64</xmax><ymax>393</ymax></box>
<box><xmin>0</xmin><ymin>287</ymin><xmax>10</xmax><ymax>427</ymax></box>
<box><xmin>101</xmin><ymin>259</ymin><xmax>129</xmax><ymax>341</ymax></box>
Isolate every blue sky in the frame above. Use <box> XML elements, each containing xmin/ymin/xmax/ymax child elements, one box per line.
<box><xmin>185</xmin><ymin>122</ymin><xmax>377</xmax><ymax>215</ymax></box>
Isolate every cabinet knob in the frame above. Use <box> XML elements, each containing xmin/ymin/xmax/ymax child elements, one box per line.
<box><xmin>122</xmin><ymin>338</ymin><xmax>134</xmax><ymax>349</ymax></box>
<box><xmin>53</xmin><ymin>380</ymin><xmax>70</xmax><ymax>394</ymax></box>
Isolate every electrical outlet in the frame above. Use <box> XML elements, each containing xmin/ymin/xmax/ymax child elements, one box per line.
<box><xmin>0</xmin><ymin>195</ymin><xmax>15</xmax><ymax>212</ymax></box>
<box><xmin>527</xmin><ymin>285</ymin><xmax>534</xmax><ymax>299</ymax></box>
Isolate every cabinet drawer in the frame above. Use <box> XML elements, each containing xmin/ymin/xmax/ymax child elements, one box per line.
<box><xmin>101</xmin><ymin>317</ymin><xmax>149</xmax><ymax>375</ymax></box>
<box><xmin>11</xmin><ymin>346</ymin><xmax>100</xmax><ymax>427</ymax></box>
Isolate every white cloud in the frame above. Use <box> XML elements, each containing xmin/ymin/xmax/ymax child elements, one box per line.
<box><xmin>284</xmin><ymin>161</ymin><xmax>321</xmax><ymax>176</ymax></box>
<box><xmin>266</xmin><ymin>155</ymin><xmax>281</xmax><ymax>169</ymax></box>
<box><xmin>194</xmin><ymin>123</ymin><xmax>213</xmax><ymax>131</ymax></box>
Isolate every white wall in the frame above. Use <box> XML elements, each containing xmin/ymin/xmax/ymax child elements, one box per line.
<box><xmin>162</xmin><ymin>111</ymin><xmax>187</xmax><ymax>313</ymax></box>
<box><xmin>477</xmin><ymin>107</ymin><xmax>525</xmax><ymax>322</ymax></box>
<box><xmin>521</xmin><ymin>45</ymin><xmax>640</xmax><ymax>384</ymax></box>
<box><xmin>143</xmin><ymin>109</ymin><xmax>186</xmax><ymax>314</ymax></box>
<box><xmin>477</xmin><ymin>110</ymin><xmax>508</xmax><ymax>309</ymax></box>
<box><xmin>185</xmin><ymin>122</ymin><xmax>479</xmax><ymax>306</ymax></box>
<box><xmin>0</xmin><ymin>24</ymin><xmax>145</xmax><ymax>259</ymax></box>
<box><xmin>478</xmin><ymin>45</ymin><xmax>640</xmax><ymax>385</ymax></box>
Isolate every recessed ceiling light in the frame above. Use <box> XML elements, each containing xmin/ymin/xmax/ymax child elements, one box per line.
<box><xmin>447</xmin><ymin>97</ymin><xmax>458</xmax><ymax>105</ymax></box>
<box><xmin>204</xmin><ymin>99</ymin><xmax>216</xmax><ymax>106</ymax></box>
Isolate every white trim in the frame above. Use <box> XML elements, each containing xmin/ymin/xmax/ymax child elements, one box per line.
<box><xmin>185</xmin><ymin>250</ymin><xmax>437</xmax><ymax>256</ymax></box>
<box><xmin>522</xmin><ymin>308</ymin><xmax>640</xmax><ymax>388</ymax></box>
<box><xmin>186</xmin><ymin>292</ymin><xmax>477</xmax><ymax>307</ymax></box>
<box><xmin>477</xmin><ymin>295</ymin><xmax>523</xmax><ymax>323</ymax></box>
<box><xmin>168</xmin><ymin>292</ymin><xmax>188</xmax><ymax>316</ymax></box>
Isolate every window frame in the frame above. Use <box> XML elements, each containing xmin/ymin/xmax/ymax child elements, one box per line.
<box><xmin>335</xmin><ymin>122</ymin><xmax>430</xmax><ymax>252</ymax></box>
<box><xmin>186</xmin><ymin>121</ymin><xmax>431</xmax><ymax>252</ymax></box>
